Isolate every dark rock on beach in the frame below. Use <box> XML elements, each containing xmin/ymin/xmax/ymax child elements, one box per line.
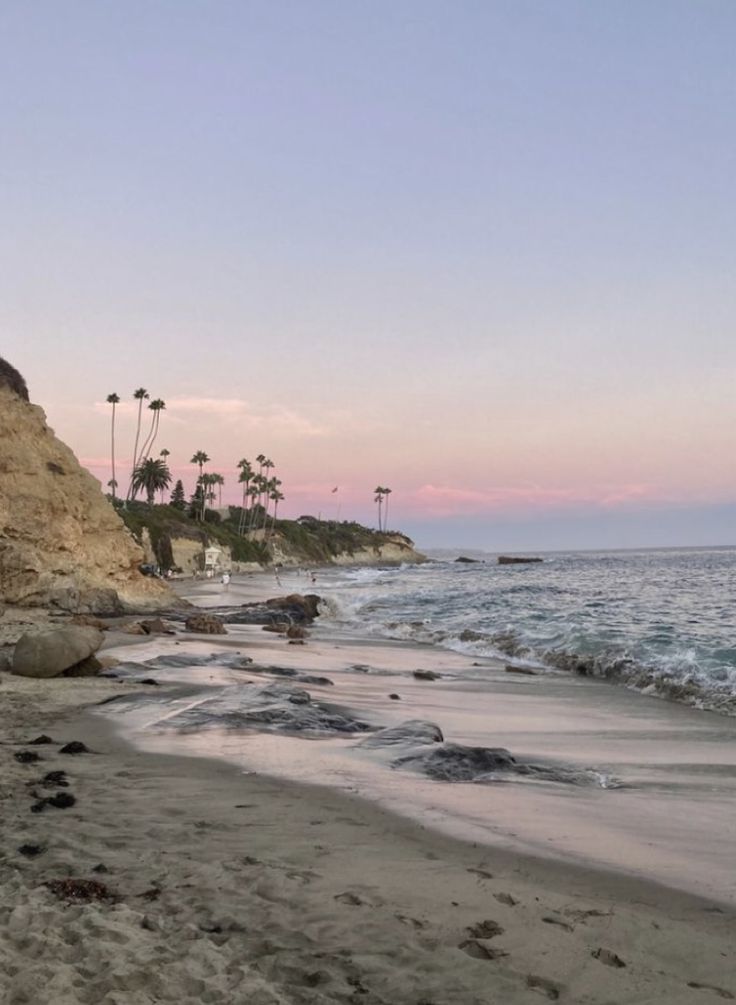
<box><xmin>59</xmin><ymin>741</ymin><xmax>91</xmax><ymax>755</ymax></box>
<box><xmin>413</xmin><ymin>669</ymin><xmax>441</xmax><ymax>681</ymax></box>
<box><xmin>184</xmin><ymin>613</ymin><xmax>227</xmax><ymax>634</ymax></box>
<box><xmin>394</xmin><ymin>742</ymin><xmax>516</xmax><ymax>781</ymax></box>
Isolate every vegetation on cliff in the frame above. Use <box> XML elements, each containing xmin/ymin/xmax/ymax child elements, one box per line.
<box><xmin>118</xmin><ymin>502</ymin><xmax>417</xmax><ymax>571</ymax></box>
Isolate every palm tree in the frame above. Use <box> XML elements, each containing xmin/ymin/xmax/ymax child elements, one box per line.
<box><xmin>131</xmin><ymin>458</ymin><xmax>172</xmax><ymax>506</ymax></box>
<box><xmin>237</xmin><ymin>459</ymin><xmax>253</xmax><ymax>535</ymax></box>
<box><xmin>139</xmin><ymin>399</ymin><xmax>166</xmax><ymax>462</ymax></box>
<box><xmin>268</xmin><ymin>486</ymin><xmax>284</xmax><ymax>539</ymax></box>
<box><xmin>211</xmin><ymin>472</ymin><xmax>225</xmax><ymax>508</ymax></box>
<box><xmin>159</xmin><ymin>449</ymin><xmax>170</xmax><ymax>502</ymax></box>
<box><xmin>128</xmin><ymin>388</ymin><xmax>149</xmax><ymax>499</ymax></box>
<box><xmin>200</xmin><ymin>473</ymin><xmax>217</xmax><ymax>515</ymax></box>
<box><xmin>190</xmin><ymin>451</ymin><xmax>210</xmax><ymax>520</ymax></box>
<box><xmin>106</xmin><ymin>393</ymin><xmax>120</xmax><ymax>501</ymax></box>
<box><xmin>374</xmin><ymin>486</ymin><xmax>385</xmax><ymax>532</ymax></box>
<box><xmin>382</xmin><ymin>487</ymin><xmax>392</xmax><ymax>531</ymax></box>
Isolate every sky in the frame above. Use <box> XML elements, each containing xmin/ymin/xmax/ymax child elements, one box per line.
<box><xmin>1</xmin><ymin>0</ymin><xmax>735</xmax><ymax>550</ymax></box>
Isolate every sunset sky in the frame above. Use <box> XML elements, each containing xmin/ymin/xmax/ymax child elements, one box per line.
<box><xmin>2</xmin><ymin>1</ymin><xmax>734</xmax><ymax>549</ymax></box>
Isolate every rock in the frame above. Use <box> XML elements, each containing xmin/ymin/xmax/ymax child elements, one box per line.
<box><xmin>14</xmin><ymin>750</ymin><xmax>41</xmax><ymax>764</ymax></box>
<box><xmin>394</xmin><ymin>742</ymin><xmax>516</xmax><ymax>782</ymax></box>
<box><xmin>184</xmin><ymin>613</ymin><xmax>227</xmax><ymax>635</ymax></box>
<box><xmin>286</xmin><ymin>625</ymin><xmax>308</xmax><ymax>639</ymax></box>
<box><xmin>0</xmin><ymin>370</ymin><xmax>173</xmax><ymax>609</ymax></box>
<box><xmin>262</xmin><ymin>623</ymin><xmax>289</xmax><ymax>634</ymax></box>
<box><xmin>413</xmin><ymin>669</ymin><xmax>441</xmax><ymax>681</ymax></box>
<box><xmin>0</xmin><ymin>647</ymin><xmax>14</xmax><ymax>673</ymax></box>
<box><xmin>70</xmin><ymin>614</ymin><xmax>108</xmax><ymax>630</ymax></box>
<box><xmin>139</xmin><ymin>617</ymin><xmax>175</xmax><ymax>635</ymax></box>
<box><xmin>122</xmin><ymin>622</ymin><xmax>147</xmax><ymax>635</ymax></box>
<box><xmin>59</xmin><ymin>741</ymin><xmax>90</xmax><ymax>755</ymax></box>
<box><xmin>505</xmin><ymin>665</ymin><xmax>538</xmax><ymax>676</ymax></box>
<box><xmin>28</xmin><ymin>734</ymin><xmax>54</xmax><ymax>744</ymax></box>
<box><xmin>50</xmin><ymin>588</ymin><xmax>125</xmax><ymax>616</ymax></box>
<box><xmin>389</xmin><ymin>693</ymin><xmax>401</xmax><ymax>700</ymax></box>
<box><xmin>455</xmin><ymin>556</ymin><xmax>480</xmax><ymax>563</ymax></box>
<box><xmin>31</xmin><ymin>791</ymin><xmax>76</xmax><ymax>812</ymax></box>
<box><xmin>264</xmin><ymin>593</ymin><xmax>322</xmax><ymax>622</ymax></box>
<box><xmin>17</xmin><ymin>844</ymin><xmax>45</xmax><ymax>857</ymax></box>
<box><xmin>12</xmin><ymin>626</ymin><xmax>103</xmax><ymax>678</ymax></box>
<box><xmin>63</xmin><ymin>654</ymin><xmax>102</xmax><ymax>677</ymax></box>
<box><xmin>497</xmin><ymin>555</ymin><xmax>543</xmax><ymax>565</ymax></box>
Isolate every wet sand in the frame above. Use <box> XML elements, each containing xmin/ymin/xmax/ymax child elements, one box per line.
<box><xmin>1</xmin><ymin>573</ymin><xmax>735</xmax><ymax>1003</ymax></box>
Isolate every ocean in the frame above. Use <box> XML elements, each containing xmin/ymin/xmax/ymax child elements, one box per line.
<box><xmin>99</xmin><ymin>547</ymin><xmax>736</xmax><ymax>903</ymax></box>
<box><xmin>319</xmin><ymin>546</ymin><xmax>736</xmax><ymax>715</ymax></box>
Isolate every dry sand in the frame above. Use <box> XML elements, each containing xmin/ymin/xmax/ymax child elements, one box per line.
<box><xmin>1</xmin><ymin>583</ymin><xmax>735</xmax><ymax>1004</ymax></box>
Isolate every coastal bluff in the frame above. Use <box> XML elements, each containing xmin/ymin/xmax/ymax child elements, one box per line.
<box><xmin>0</xmin><ymin>359</ymin><xmax>171</xmax><ymax>612</ymax></box>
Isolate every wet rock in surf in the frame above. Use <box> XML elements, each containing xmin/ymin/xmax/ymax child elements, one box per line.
<box><xmin>137</xmin><ymin>681</ymin><xmax>373</xmax><ymax>737</ymax></box>
<box><xmin>394</xmin><ymin>742</ymin><xmax>516</xmax><ymax>781</ymax></box>
<box><xmin>359</xmin><ymin>720</ymin><xmax>444</xmax><ymax>749</ymax></box>
<box><xmin>413</xmin><ymin>669</ymin><xmax>441</xmax><ymax>681</ymax></box>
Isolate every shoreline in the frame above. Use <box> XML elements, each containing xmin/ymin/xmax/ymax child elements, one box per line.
<box><xmin>3</xmin><ymin>672</ymin><xmax>735</xmax><ymax>1004</ymax></box>
<box><xmin>1</xmin><ymin>573</ymin><xmax>735</xmax><ymax>1002</ymax></box>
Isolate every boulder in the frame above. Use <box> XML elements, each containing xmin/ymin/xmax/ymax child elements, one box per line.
<box><xmin>63</xmin><ymin>655</ymin><xmax>103</xmax><ymax>677</ymax></box>
<box><xmin>264</xmin><ymin>593</ymin><xmax>321</xmax><ymax>622</ymax></box>
<box><xmin>139</xmin><ymin>618</ymin><xmax>175</xmax><ymax>635</ymax></box>
<box><xmin>49</xmin><ymin>588</ymin><xmax>125</xmax><ymax>616</ymax></box>
<box><xmin>12</xmin><ymin>627</ymin><xmax>104</xmax><ymax>678</ymax></box>
<box><xmin>184</xmin><ymin>613</ymin><xmax>227</xmax><ymax>635</ymax></box>
<box><xmin>413</xmin><ymin>669</ymin><xmax>441</xmax><ymax>681</ymax></box>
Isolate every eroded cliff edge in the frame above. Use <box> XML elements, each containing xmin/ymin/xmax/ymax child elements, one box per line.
<box><xmin>0</xmin><ymin>363</ymin><xmax>172</xmax><ymax>612</ymax></box>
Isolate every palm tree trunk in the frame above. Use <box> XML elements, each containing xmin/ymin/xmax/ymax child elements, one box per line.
<box><xmin>110</xmin><ymin>403</ymin><xmax>116</xmax><ymax>501</ymax></box>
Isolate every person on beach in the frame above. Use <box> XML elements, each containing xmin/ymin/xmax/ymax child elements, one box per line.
<box><xmin>221</xmin><ymin>571</ymin><xmax>230</xmax><ymax>588</ymax></box>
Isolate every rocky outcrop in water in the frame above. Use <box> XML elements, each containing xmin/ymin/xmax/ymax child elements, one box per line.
<box><xmin>0</xmin><ymin>360</ymin><xmax>172</xmax><ymax>611</ymax></box>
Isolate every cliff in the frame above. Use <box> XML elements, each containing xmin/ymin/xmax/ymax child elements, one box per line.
<box><xmin>0</xmin><ymin>365</ymin><xmax>173</xmax><ymax>612</ymax></box>
<box><xmin>119</xmin><ymin>506</ymin><xmax>424</xmax><ymax>574</ymax></box>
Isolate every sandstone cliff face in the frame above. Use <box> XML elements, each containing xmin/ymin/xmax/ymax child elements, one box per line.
<box><xmin>0</xmin><ymin>384</ymin><xmax>172</xmax><ymax>610</ymax></box>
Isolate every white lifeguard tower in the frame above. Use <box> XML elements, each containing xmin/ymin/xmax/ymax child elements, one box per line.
<box><xmin>203</xmin><ymin>545</ymin><xmax>223</xmax><ymax>578</ymax></box>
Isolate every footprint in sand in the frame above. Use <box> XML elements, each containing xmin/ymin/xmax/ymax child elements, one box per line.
<box><xmin>466</xmin><ymin>867</ymin><xmax>494</xmax><ymax>880</ymax></box>
<box><xmin>494</xmin><ymin>892</ymin><xmax>519</xmax><ymax>906</ymax></box>
<box><xmin>466</xmin><ymin>920</ymin><xmax>504</xmax><ymax>939</ymax></box>
<box><xmin>334</xmin><ymin>891</ymin><xmax>366</xmax><ymax>906</ymax></box>
<box><xmin>458</xmin><ymin>939</ymin><xmax>508</xmax><ymax>961</ymax></box>
<box><xmin>687</xmin><ymin>982</ymin><xmax>735</xmax><ymax>1000</ymax></box>
<box><xmin>542</xmin><ymin>915</ymin><xmax>574</xmax><ymax>933</ymax></box>
<box><xmin>592</xmin><ymin>947</ymin><xmax>626</xmax><ymax>968</ymax></box>
<box><xmin>526</xmin><ymin>974</ymin><xmax>563</xmax><ymax>1000</ymax></box>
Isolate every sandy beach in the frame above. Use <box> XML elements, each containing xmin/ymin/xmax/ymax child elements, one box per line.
<box><xmin>1</xmin><ymin>575</ymin><xmax>735</xmax><ymax>1004</ymax></box>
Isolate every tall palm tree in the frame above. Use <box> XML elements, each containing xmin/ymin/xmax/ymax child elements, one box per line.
<box><xmin>200</xmin><ymin>473</ymin><xmax>217</xmax><ymax>515</ymax></box>
<box><xmin>128</xmin><ymin>388</ymin><xmax>149</xmax><ymax>499</ymax></box>
<box><xmin>267</xmin><ymin>483</ymin><xmax>284</xmax><ymax>535</ymax></box>
<box><xmin>139</xmin><ymin>399</ymin><xmax>166</xmax><ymax>462</ymax></box>
<box><xmin>237</xmin><ymin>459</ymin><xmax>253</xmax><ymax>535</ymax></box>
<box><xmin>190</xmin><ymin>451</ymin><xmax>210</xmax><ymax>520</ymax></box>
<box><xmin>211</xmin><ymin>472</ymin><xmax>225</xmax><ymax>508</ymax></box>
<box><xmin>374</xmin><ymin>486</ymin><xmax>385</xmax><ymax>532</ymax></box>
<box><xmin>131</xmin><ymin>458</ymin><xmax>172</xmax><ymax>506</ymax></box>
<box><xmin>106</xmin><ymin>393</ymin><xmax>120</xmax><ymax>501</ymax></box>
<box><xmin>382</xmin><ymin>487</ymin><xmax>392</xmax><ymax>531</ymax></box>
